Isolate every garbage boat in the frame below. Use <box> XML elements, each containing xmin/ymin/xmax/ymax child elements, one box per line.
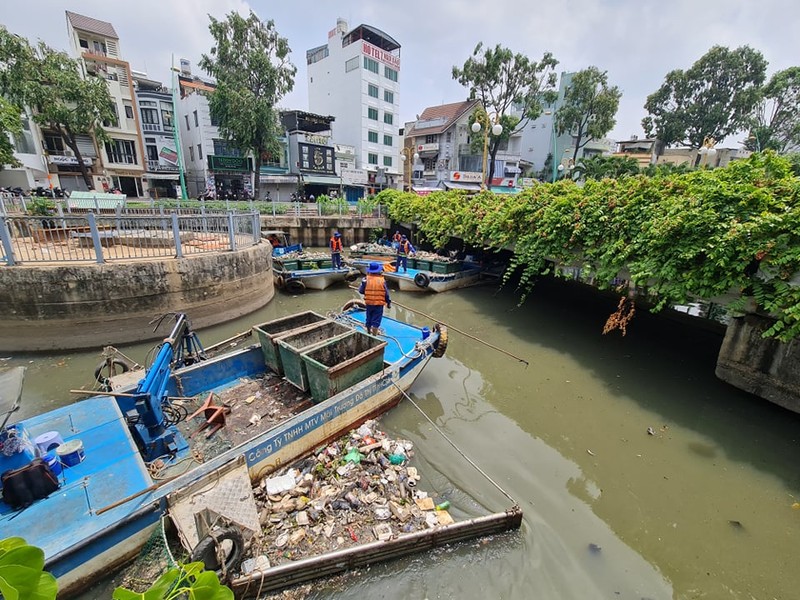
<box><xmin>0</xmin><ymin>302</ymin><xmax>445</xmax><ymax>597</ymax></box>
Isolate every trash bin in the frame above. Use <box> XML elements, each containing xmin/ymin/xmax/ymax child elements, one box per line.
<box><xmin>253</xmin><ymin>311</ymin><xmax>327</xmax><ymax>375</ymax></box>
<box><xmin>431</xmin><ymin>261</ymin><xmax>461</xmax><ymax>274</ymax></box>
<box><xmin>277</xmin><ymin>321</ymin><xmax>353</xmax><ymax>390</ymax></box>
<box><xmin>414</xmin><ymin>259</ymin><xmax>432</xmax><ymax>271</ymax></box>
<box><xmin>301</xmin><ymin>331</ymin><xmax>387</xmax><ymax>403</ymax></box>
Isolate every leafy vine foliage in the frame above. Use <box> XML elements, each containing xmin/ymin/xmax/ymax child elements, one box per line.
<box><xmin>380</xmin><ymin>152</ymin><xmax>800</xmax><ymax>341</ymax></box>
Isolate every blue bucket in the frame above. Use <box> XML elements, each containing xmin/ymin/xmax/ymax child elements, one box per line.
<box><xmin>44</xmin><ymin>451</ymin><xmax>62</xmax><ymax>475</ymax></box>
<box><xmin>421</xmin><ymin>327</ymin><xmax>431</xmax><ymax>340</ymax></box>
<box><xmin>56</xmin><ymin>439</ymin><xmax>85</xmax><ymax>468</ymax></box>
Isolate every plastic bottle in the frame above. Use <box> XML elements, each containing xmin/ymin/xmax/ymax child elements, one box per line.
<box><xmin>435</xmin><ymin>500</ymin><xmax>450</xmax><ymax>511</ymax></box>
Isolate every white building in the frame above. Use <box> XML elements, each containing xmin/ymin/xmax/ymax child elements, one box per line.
<box><xmin>0</xmin><ymin>108</ymin><xmax>51</xmax><ymax>192</ymax></box>
<box><xmin>66</xmin><ymin>11</ymin><xmax>146</xmax><ymax>196</ymax></box>
<box><xmin>307</xmin><ymin>19</ymin><xmax>401</xmax><ymax>200</ymax></box>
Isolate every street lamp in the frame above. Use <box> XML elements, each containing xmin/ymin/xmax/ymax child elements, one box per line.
<box><xmin>400</xmin><ymin>147</ymin><xmax>419</xmax><ymax>192</ymax></box>
<box><xmin>471</xmin><ymin>110</ymin><xmax>503</xmax><ymax>190</ymax></box>
<box><xmin>698</xmin><ymin>136</ymin><xmax>718</xmax><ymax>168</ymax></box>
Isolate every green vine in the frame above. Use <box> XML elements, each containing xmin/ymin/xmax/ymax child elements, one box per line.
<box><xmin>381</xmin><ymin>152</ymin><xmax>800</xmax><ymax>341</ymax></box>
<box><xmin>112</xmin><ymin>561</ymin><xmax>233</xmax><ymax>600</ymax></box>
<box><xmin>0</xmin><ymin>537</ymin><xmax>58</xmax><ymax>600</ymax></box>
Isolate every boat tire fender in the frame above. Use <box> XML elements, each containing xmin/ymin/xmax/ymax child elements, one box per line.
<box><xmin>190</xmin><ymin>525</ymin><xmax>245</xmax><ymax>578</ymax></box>
<box><xmin>275</xmin><ymin>274</ymin><xmax>285</xmax><ymax>289</ymax></box>
<box><xmin>414</xmin><ymin>272</ymin><xmax>430</xmax><ymax>289</ymax></box>
<box><xmin>342</xmin><ymin>299</ymin><xmax>367</xmax><ymax>312</ymax></box>
<box><xmin>94</xmin><ymin>358</ymin><xmax>133</xmax><ymax>386</ymax></box>
<box><xmin>345</xmin><ymin>270</ymin><xmax>361</xmax><ymax>283</ymax></box>
<box><xmin>285</xmin><ymin>278</ymin><xmax>305</xmax><ymax>295</ymax></box>
<box><xmin>433</xmin><ymin>324</ymin><xmax>448</xmax><ymax>358</ymax></box>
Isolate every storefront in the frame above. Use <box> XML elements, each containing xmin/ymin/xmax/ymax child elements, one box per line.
<box><xmin>207</xmin><ymin>155</ymin><xmax>254</xmax><ymax>200</ymax></box>
<box><xmin>297</xmin><ymin>142</ymin><xmax>340</xmax><ymax>200</ymax></box>
<box><xmin>443</xmin><ymin>170</ymin><xmax>482</xmax><ymax>192</ymax></box>
<box><xmin>259</xmin><ymin>173</ymin><xmax>299</xmax><ymax>201</ymax></box>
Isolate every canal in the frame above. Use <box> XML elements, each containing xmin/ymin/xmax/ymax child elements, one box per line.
<box><xmin>5</xmin><ymin>278</ymin><xmax>799</xmax><ymax>599</ymax></box>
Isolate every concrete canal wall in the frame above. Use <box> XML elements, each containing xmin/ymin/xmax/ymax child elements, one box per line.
<box><xmin>261</xmin><ymin>215</ymin><xmax>389</xmax><ymax>246</ymax></box>
<box><xmin>0</xmin><ymin>243</ymin><xmax>274</xmax><ymax>352</ymax></box>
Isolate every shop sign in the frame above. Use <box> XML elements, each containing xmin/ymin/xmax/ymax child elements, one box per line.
<box><xmin>208</xmin><ymin>155</ymin><xmax>253</xmax><ymax>172</ymax></box>
<box><xmin>416</xmin><ymin>143</ymin><xmax>438</xmax><ymax>153</ymax></box>
<box><xmin>449</xmin><ymin>170</ymin><xmax>482</xmax><ymax>183</ymax></box>
<box><xmin>298</xmin><ymin>142</ymin><xmax>336</xmax><ymax>174</ymax></box>
<box><xmin>305</xmin><ymin>133</ymin><xmax>330</xmax><ymax>145</ymax></box>
<box><xmin>49</xmin><ymin>155</ymin><xmax>92</xmax><ymax>166</ymax></box>
<box><xmin>361</xmin><ymin>41</ymin><xmax>400</xmax><ymax>69</ymax></box>
<box><xmin>334</xmin><ymin>143</ymin><xmax>355</xmax><ymax>156</ymax></box>
<box><xmin>340</xmin><ymin>168</ymin><xmax>368</xmax><ymax>185</ymax></box>
<box><xmin>490</xmin><ymin>177</ymin><xmax>517</xmax><ymax>187</ymax></box>
<box><xmin>159</xmin><ymin>146</ymin><xmax>178</xmax><ymax>164</ymax></box>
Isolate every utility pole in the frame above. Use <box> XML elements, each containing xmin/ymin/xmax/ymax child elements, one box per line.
<box><xmin>171</xmin><ymin>54</ymin><xmax>188</xmax><ymax>200</ymax></box>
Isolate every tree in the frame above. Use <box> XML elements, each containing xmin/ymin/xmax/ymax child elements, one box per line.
<box><xmin>572</xmin><ymin>155</ymin><xmax>639</xmax><ymax>181</ymax></box>
<box><xmin>745</xmin><ymin>67</ymin><xmax>800</xmax><ymax>153</ymax></box>
<box><xmin>554</xmin><ymin>67</ymin><xmax>621</xmax><ymax>164</ymax></box>
<box><xmin>199</xmin><ymin>10</ymin><xmax>296</xmax><ymax>200</ymax></box>
<box><xmin>453</xmin><ymin>43</ymin><xmax>558</xmax><ymax>184</ymax></box>
<box><xmin>0</xmin><ymin>26</ymin><xmax>35</xmax><ymax>170</ymax></box>
<box><xmin>0</xmin><ymin>97</ymin><xmax>21</xmax><ymax>169</ymax></box>
<box><xmin>642</xmin><ymin>45</ymin><xmax>767</xmax><ymax>159</ymax></box>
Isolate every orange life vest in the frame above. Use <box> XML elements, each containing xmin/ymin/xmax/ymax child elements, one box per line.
<box><xmin>398</xmin><ymin>240</ymin><xmax>411</xmax><ymax>255</ymax></box>
<box><xmin>393</xmin><ymin>233</ymin><xmax>402</xmax><ymax>242</ymax></box>
<box><xmin>330</xmin><ymin>237</ymin><xmax>342</xmax><ymax>252</ymax></box>
<box><xmin>364</xmin><ymin>275</ymin><xmax>387</xmax><ymax>306</ymax></box>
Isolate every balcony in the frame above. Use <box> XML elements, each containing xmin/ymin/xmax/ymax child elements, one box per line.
<box><xmin>142</xmin><ymin>123</ymin><xmax>163</xmax><ymax>133</ymax></box>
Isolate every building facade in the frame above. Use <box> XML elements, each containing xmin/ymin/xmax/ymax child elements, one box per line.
<box><xmin>307</xmin><ymin>19</ymin><xmax>401</xmax><ymax>198</ymax></box>
<box><xmin>0</xmin><ymin>108</ymin><xmax>51</xmax><ymax>192</ymax></box>
<box><xmin>66</xmin><ymin>11</ymin><xmax>146</xmax><ymax>196</ymax></box>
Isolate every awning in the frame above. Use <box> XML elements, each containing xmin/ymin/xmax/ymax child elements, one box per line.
<box><xmin>260</xmin><ymin>175</ymin><xmax>298</xmax><ymax>184</ymax></box>
<box><xmin>489</xmin><ymin>186</ymin><xmax>521</xmax><ymax>194</ymax></box>
<box><xmin>443</xmin><ymin>181</ymin><xmax>481</xmax><ymax>191</ymax></box>
<box><xmin>303</xmin><ymin>174</ymin><xmax>341</xmax><ymax>185</ymax></box>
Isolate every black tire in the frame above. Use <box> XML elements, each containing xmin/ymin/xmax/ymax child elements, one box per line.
<box><xmin>414</xmin><ymin>272</ymin><xmax>430</xmax><ymax>289</ymax></box>
<box><xmin>345</xmin><ymin>270</ymin><xmax>361</xmax><ymax>283</ymax></box>
<box><xmin>94</xmin><ymin>358</ymin><xmax>133</xmax><ymax>388</ymax></box>
<box><xmin>285</xmin><ymin>278</ymin><xmax>305</xmax><ymax>295</ymax></box>
<box><xmin>342</xmin><ymin>299</ymin><xmax>367</xmax><ymax>312</ymax></box>
<box><xmin>275</xmin><ymin>274</ymin><xmax>285</xmax><ymax>288</ymax></box>
<box><xmin>433</xmin><ymin>324</ymin><xmax>448</xmax><ymax>358</ymax></box>
<box><xmin>190</xmin><ymin>526</ymin><xmax>244</xmax><ymax>578</ymax></box>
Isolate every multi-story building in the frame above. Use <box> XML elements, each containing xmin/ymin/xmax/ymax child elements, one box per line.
<box><xmin>66</xmin><ymin>11</ymin><xmax>146</xmax><ymax>196</ymax></box>
<box><xmin>133</xmin><ymin>72</ymin><xmax>180</xmax><ymax>198</ymax></box>
<box><xmin>307</xmin><ymin>19</ymin><xmax>401</xmax><ymax>200</ymax></box>
<box><xmin>0</xmin><ymin>108</ymin><xmax>51</xmax><ymax>192</ymax></box>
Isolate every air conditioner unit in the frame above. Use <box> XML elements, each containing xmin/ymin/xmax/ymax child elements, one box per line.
<box><xmin>64</xmin><ymin>150</ymin><xmax>74</xmax><ymax>157</ymax></box>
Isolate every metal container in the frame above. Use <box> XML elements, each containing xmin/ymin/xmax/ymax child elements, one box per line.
<box><xmin>301</xmin><ymin>331</ymin><xmax>387</xmax><ymax>403</ymax></box>
<box><xmin>253</xmin><ymin>311</ymin><xmax>327</xmax><ymax>375</ymax></box>
<box><xmin>414</xmin><ymin>259</ymin><xmax>432</xmax><ymax>271</ymax></box>
<box><xmin>431</xmin><ymin>261</ymin><xmax>461</xmax><ymax>274</ymax></box>
<box><xmin>277</xmin><ymin>321</ymin><xmax>352</xmax><ymax>391</ymax></box>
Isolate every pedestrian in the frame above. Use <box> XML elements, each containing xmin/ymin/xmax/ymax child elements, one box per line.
<box><xmin>396</xmin><ymin>235</ymin><xmax>416</xmax><ymax>273</ymax></box>
<box><xmin>330</xmin><ymin>231</ymin><xmax>343</xmax><ymax>269</ymax></box>
<box><xmin>358</xmin><ymin>262</ymin><xmax>391</xmax><ymax>335</ymax></box>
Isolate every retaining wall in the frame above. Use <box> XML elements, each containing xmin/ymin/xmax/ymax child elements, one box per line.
<box><xmin>0</xmin><ymin>243</ymin><xmax>274</xmax><ymax>352</ymax></box>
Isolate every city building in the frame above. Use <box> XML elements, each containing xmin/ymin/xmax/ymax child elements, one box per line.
<box><xmin>66</xmin><ymin>11</ymin><xmax>146</xmax><ymax>196</ymax></box>
<box><xmin>132</xmin><ymin>71</ymin><xmax>180</xmax><ymax>198</ymax></box>
<box><xmin>280</xmin><ymin>110</ymin><xmax>338</xmax><ymax>199</ymax></box>
<box><xmin>0</xmin><ymin>107</ymin><xmax>51</xmax><ymax>192</ymax></box>
<box><xmin>307</xmin><ymin>19</ymin><xmax>401</xmax><ymax>199</ymax></box>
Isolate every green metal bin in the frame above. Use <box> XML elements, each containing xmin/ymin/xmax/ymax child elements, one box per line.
<box><xmin>253</xmin><ymin>311</ymin><xmax>327</xmax><ymax>375</ymax></box>
<box><xmin>414</xmin><ymin>259</ymin><xmax>432</xmax><ymax>271</ymax></box>
<box><xmin>277</xmin><ymin>321</ymin><xmax>352</xmax><ymax>391</ymax></box>
<box><xmin>431</xmin><ymin>260</ymin><xmax>462</xmax><ymax>274</ymax></box>
<box><xmin>300</xmin><ymin>331</ymin><xmax>387</xmax><ymax>403</ymax></box>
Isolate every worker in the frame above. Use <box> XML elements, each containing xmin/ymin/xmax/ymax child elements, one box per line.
<box><xmin>392</xmin><ymin>230</ymin><xmax>402</xmax><ymax>250</ymax></box>
<box><xmin>330</xmin><ymin>231</ymin><xmax>343</xmax><ymax>269</ymax></box>
<box><xmin>396</xmin><ymin>235</ymin><xmax>416</xmax><ymax>273</ymax></box>
<box><xmin>358</xmin><ymin>262</ymin><xmax>391</xmax><ymax>335</ymax></box>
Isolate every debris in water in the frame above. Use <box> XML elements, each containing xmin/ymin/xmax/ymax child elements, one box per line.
<box><xmin>646</xmin><ymin>427</ymin><xmax>655</xmax><ymax>436</ymax></box>
<box><xmin>588</xmin><ymin>543</ymin><xmax>602</xmax><ymax>554</ymax></box>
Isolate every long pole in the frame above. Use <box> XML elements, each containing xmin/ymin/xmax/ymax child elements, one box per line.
<box><xmin>481</xmin><ymin>115</ymin><xmax>489</xmax><ymax>190</ymax></box>
<box><xmin>171</xmin><ymin>54</ymin><xmax>188</xmax><ymax>200</ymax></box>
<box><xmin>392</xmin><ymin>298</ymin><xmax>529</xmax><ymax>367</ymax></box>
<box><xmin>551</xmin><ymin>115</ymin><xmax>558</xmax><ymax>183</ymax></box>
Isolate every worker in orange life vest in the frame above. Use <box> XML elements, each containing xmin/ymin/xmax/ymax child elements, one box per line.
<box><xmin>396</xmin><ymin>235</ymin><xmax>416</xmax><ymax>273</ymax></box>
<box><xmin>358</xmin><ymin>262</ymin><xmax>391</xmax><ymax>335</ymax></box>
<box><xmin>330</xmin><ymin>231</ymin><xmax>343</xmax><ymax>269</ymax></box>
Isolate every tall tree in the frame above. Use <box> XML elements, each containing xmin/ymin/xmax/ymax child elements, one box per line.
<box><xmin>453</xmin><ymin>43</ymin><xmax>558</xmax><ymax>185</ymax></box>
<box><xmin>554</xmin><ymin>67</ymin><xmax>621</xmax><ymax>164</ymax></box>
<box><xmin>0</xmin><ymin>97</ymin><xmax>21</xmax><ymax>169</ymax></box>
<box><xmin>199</xmin><ymin>10</ymin><xmax>296</xmax><ymax>200</ymax></box>
<box><xmin>0</xmin><ymin>26</ymin><xmax>34</xmax><ymax>170</ymax></box>
<box><xmin>642</xmin><ymin>45</ymin><xmax>767</xmax><ymax>158</ymax></box>
<box><xmin>745</xmin><ymin>67</ymin><xmax>800</xmax><ymax>153</ymax></box>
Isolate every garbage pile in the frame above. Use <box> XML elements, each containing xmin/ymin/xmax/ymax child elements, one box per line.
<box><xmin>274</xmin><ymin>249</ymin><xmax>330</xmax><ymax>262</ymax></box>
<box><xmin>241</xmin><ymin>420</ymin><xmax>454</xmax><ymax>573</ymax></box>
<box><xmin>348</xmin><ymin>242</ymin><xmax>459</xmax><ymax>263</ymax></box>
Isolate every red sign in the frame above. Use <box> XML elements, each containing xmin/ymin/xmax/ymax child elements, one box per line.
<box><xmin>362</xmin><ymin>41</ymin><xmax>400</xmax><ymax>69</ymax></box>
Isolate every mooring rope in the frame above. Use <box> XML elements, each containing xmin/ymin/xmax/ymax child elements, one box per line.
<box><xmin>391</xmin><ymin>381</ymin><xmax>518</xmax><ymax>506</ymax></box>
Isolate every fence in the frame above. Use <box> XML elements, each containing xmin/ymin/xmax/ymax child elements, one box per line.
<box><xmin>0</xmin><ymin>209</ymin><xmax>261</xmax><ymax>266</ymax></box>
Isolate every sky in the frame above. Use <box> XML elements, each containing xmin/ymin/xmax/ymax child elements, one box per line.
<box><xmin>3</xmin><ymin>0</ymin><xmax>798</xmax><ymax>144</ymax></box>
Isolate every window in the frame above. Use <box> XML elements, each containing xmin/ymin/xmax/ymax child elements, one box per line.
<box><xmin>146</xmin><ymin>145</ymin><xmax>158</xmax><ymax>161</ymax></box>
<box><xmin>368</xmin><ymin>131</ymin><xmax>378</xmax><ymax>143</ymax></box>
<box><xmin>193</xmin><ymin>110</ymin><xmax>198</xmax><ymax>127</ymax></box>
<box><xmin>383</xmin><ymin>156</ymin><xmax>392</xmax><ymax>167</ymax></box>
<box><xmin>384</xmin><ymin>90</ymin><xmax>394</xmax><ymax>103</ymax></box>
<box><xmin>446</xmin><ymin>132</ymin><xmax>452</xmax><ymax>143</ymax></box>
<box><xmin>185</xmin><ymin>115</ymin><xmax>190</xmax><ymax>130</ymax></box>
<box><xmin>425</xmin><ymin>134</ymin><xmax>437</xmax><ymax>144</ymax></box>
<box><xmin>189</xmin><ymin>146</ymin><xmax>195</xmax><ymax>161</ymax></box>
<box><xmin>103</xmin><ymin>103</ymin><xmax>119</xmax><ymax>128</ymax></box>
<box><xmin>368</xmin><ymin>107</ymin><xmax>378</xmax><ymax>120</ymax></box>
<box><xmin>383</xmin><ymin>113</ymin><xmax>393</xmax><ymax>125</ymax></box>
<box><xmin>345</xmin><ymin>56</ymin><xmax>359</xmax><ymax>72</ymax></box>
<box><xmin>79</xmin><ymin>39</ymin><xmax>89</xmax><ymax>49</ymax></box>
<box><xmin>93</xmin><ymin>40</ymin><xmax>106</xmax><ymax>55</ymax></box>
<box><xmin>209</xmin><ymin>109</ymin><xmax>219</xmax><ymax>127</ymax></box>
<box><xmin>384</xmin><ymin>66</ymin><xmax>398</xmax><ymax>82</ymax></box>
<box><xmin>161</xmin><ymin>109</ymin><xmax>173</xmax><ymax>128</ymax></box>
<box><xmin>423</xmin><ymin>157</ymin><xmax>436</xmax><ymax>171</ymax></box>
<box><xmin>105</xmin><ymin>139</ymin><xmax>138</xmax><ymax>164</ymax></box>
<box><xmin>124</xmin><ymin>103</ymin><xmax>133</xmax><ymax>119</ymax></box>
<box><xmin>368</xmin><ymin>153</ymin><xmax>378</xmax><ymax>165</ymax></box>
<box><xmin>363</xmin><ymin>57</ymin><xmax>379</xmax><ymax>74</ymax></box>
<box><xmin>213</xmin><ymin>139</ymin><xmax>241</xmax><ymax>157</ymax></box>
<box><xmin>383</xmin><ymin>134</ymin><xmax>392</xmax><ymax>146</ymax></box>
<box><xmin>197</xmin><ymin>144</ymin><xmax>202</xmax><ymax>160</ymax></box>
<box><xmin>368</xmin><ymin>83</ymin><xmax>378</xmax><ymax>98</ymax></box>
<box><xmin>140</xmin><ymin>108</ymin><xmax>159</xmax><ymax>124</ymax></box>
<box><xmin>43</xmin><ymin>134</ymin><xmax>65</xmax><ymax>154</ymax></box>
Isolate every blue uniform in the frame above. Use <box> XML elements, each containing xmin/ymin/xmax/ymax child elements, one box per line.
<box><xmin>396</xmin><ymin>239</ymin><xmax>415</xmax><ymax>273</ymax></box>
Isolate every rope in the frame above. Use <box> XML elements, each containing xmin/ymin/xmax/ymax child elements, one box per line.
<box><xmin>392</xmin><ymin>381</ymin><xmax>518</xmax><ymax>506</ymax></box>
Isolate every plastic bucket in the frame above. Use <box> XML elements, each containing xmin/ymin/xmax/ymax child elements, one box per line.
<box><xmin>421</xmin><ymin>327</ymin><xmax>431</xmax><ymax>340</ymax></box>
<box><xmin>56</xmin><ymin>439</ymin><xmax>85</xmax><ymax>467</ymax></box>
<box><xmin>44</xmin><ymin>451</ymin><xmax>63</xmax><ymax>475</ymax></box>
<box><xmin>34</xmin><ymin>431</ymin><xmax>64</xmax><ymax>455</ymax></box>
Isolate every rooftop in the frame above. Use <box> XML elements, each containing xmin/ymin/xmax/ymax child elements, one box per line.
<box><xmin>405</xmin><ymin>100</ymin><xmax>479</xmax><ymax>137</ymax></box>
<box><xmin>342</xmin><ymin>24</ymin><xmax>400</xmax><ymax>52</ymax></box>
<box><xmin>66</xmin><ymin>11</ymin><xmax>118</xmax><ymax>40</ymax></box>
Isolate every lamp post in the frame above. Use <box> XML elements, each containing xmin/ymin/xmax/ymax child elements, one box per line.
<box><xmin>400</xmin><ymin>147</ymin><xmax>419</xmax><ymax>192</ymax></box>
<box><xmin>698</xmin><ymin>136</ymin><xmax>718</xmax><ymax>168</ymax></box>
<box><xmin>471</xmin><ymin>110</ymin><xmax>502</xmax><ymax>190</ymax></box>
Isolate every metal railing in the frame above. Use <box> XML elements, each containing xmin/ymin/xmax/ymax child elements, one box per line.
<box><xmin>0</xmin><ymin>209</ymin><xmax>261</xmax><ymax>266</ymax></box>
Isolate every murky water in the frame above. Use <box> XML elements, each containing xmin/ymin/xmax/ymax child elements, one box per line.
<box><xmin>5</xmin><ymin>279</ymin><xmax>799</xmax><ymax>599</ymax></box>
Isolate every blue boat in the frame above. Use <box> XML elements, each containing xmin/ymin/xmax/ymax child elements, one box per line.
<box><xmin>350</xmin><ymin>257</ymin><xmax>487</xmax><ymax>293</ymax></box>
<box><xmin>0</xmin><ymin>304</ymin><xmax>445</xmax><ymax>597</ymax></box>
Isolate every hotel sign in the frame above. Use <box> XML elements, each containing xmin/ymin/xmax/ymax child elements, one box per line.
<box><xmin>449</xmin><ymin>171</ymin><xmax>483</xmax><ymax>183</ymax></box>
<box><xmin>362</xmin><ymin>41</ymin><xmax>400</xmax><ymax>69</ymax></box>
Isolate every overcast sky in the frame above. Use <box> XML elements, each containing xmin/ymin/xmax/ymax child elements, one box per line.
<box><xmin>3</xmin><ymin>0</ymin><xmax>798</xmax><ymax>144</ymax></box>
